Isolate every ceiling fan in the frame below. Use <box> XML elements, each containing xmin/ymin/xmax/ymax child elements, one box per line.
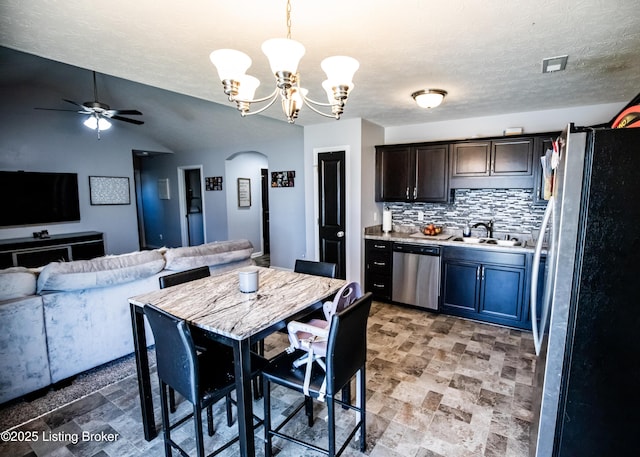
<box><xmin>35</xmin><ymin>71</ymin><xmax>144</xmax><ymax>139</ymax></box>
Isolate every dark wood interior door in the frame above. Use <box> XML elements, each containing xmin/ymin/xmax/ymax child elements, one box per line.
<box><xmin>318</xmin><ymin>151</ymin><xmax>346</xmax><ymax>279</ymax></box>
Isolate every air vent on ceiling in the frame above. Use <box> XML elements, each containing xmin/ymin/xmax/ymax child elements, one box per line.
<box><xmin>542</xmin><ymin>55</ymin><xmax>568</xmax><ymax>73</ymax></box>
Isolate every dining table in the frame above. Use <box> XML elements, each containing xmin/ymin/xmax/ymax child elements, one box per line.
<box><xmin>128</xmin><ymin>266</ymin><xmax>346</xmax><ymax>457</ymax></box>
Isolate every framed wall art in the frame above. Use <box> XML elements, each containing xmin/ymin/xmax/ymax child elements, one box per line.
<box><xmin>237</xmin><ymin>178</ymin><xmax>251</xmax><ymax>207</ymax></box>
<box><xmin>271</xmin><ymin>170</ymin><xmax>295</xmax><ymax>187</ymax></box>
<box><xmin>89</xmin><ymin>176</ymin><xmax>131</xmax><ymax>205</ymax></box>
<box><xmin>206</xmin><ymin>176</ymin><xmax>223</xmax><ymax>191</ymax></box>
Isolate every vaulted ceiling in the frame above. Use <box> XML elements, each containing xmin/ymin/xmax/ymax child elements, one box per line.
<box><xmin>1</xmin><ymin>0</ymin><xmax>639</xmax><ymax>128</ymax></box>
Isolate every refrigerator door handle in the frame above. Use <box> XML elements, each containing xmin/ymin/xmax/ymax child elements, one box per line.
<box><xmin>531</xmin><ymin>196</ymin><xmax>554</xmax><ymax>356</ymax></box>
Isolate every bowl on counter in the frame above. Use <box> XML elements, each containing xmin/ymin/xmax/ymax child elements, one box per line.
<box><xmin>421</xmin><ymin>224</ymin><xmax>444</xmax><ymax>236</ymax></box>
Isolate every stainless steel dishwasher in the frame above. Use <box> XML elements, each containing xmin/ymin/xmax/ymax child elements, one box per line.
<box><xmin>392</xmin><ymin>243</ymin><xmax>440</xmax><ymax>310</ymax></box>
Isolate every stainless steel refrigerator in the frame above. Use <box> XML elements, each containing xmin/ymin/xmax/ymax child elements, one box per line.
<box><xmin>529</xmin><ymin>123</ymin><xmax>640</xmax><ymax>456</ymax></box>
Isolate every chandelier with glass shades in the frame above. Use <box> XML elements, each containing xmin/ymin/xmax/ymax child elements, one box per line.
<box><xmin>209</xmin><ymin>0</ymin><xmax>359</xmax><ymax>124</ymax></box>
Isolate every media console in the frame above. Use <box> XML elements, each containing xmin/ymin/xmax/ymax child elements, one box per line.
<box><xmin>0</xmin><ymin>231</ymin><xmax>104</xmax><ymax>268</ymax></box>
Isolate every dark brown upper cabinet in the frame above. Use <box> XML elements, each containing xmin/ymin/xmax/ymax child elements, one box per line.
<box><xmin>375</xmin><ymin>143</ymin><xmax>449</xmax><ymax>202</ymax></box>
<box><xmin>450</xmin><ymin>137</ymin><xmax>535</xmax><ymax>188</ymax></box>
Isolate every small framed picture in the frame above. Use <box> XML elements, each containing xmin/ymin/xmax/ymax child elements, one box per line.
<box><xmin>237</xmin><ymin>178</ymin><xmax>251</xmax><ymax>207</ymax></box>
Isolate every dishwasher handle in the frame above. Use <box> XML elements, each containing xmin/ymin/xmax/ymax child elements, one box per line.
<box><xmin>392</xmin><ymin>243</ymin><xmax>440</xmax><ymax>256</ymax></box>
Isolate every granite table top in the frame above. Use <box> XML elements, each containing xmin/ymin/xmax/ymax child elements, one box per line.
<box><xmin>129</xmin><ymin>266</ymin><xmax>346</xmax><ymax>341</ymax></box>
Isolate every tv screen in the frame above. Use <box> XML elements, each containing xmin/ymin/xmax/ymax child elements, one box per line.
<box><xmin>0</xmin><ymin>171</ymin><xmax>80</xmax><ymax>227</ymax></box>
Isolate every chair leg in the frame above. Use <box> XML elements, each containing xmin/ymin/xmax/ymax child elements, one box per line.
<box><xmin>225</xmin><ymin>393</ymin><xmax>233</xmax><ymax>426</ymax></box>
<box><xmin>304</xmin><ymin>395</ymin><xmax>314</xmax><ymax>427</ymax></box>
<box><xmin>341</xmin><ymin>382</ymin><xmax>351</xmax><ymax>409</ymax></box>
<box><xmin>169</xmin><ymin>387</ymin><xmax>177</xmax><ymax>413</ymax></box>
<box><xmin>194</xmin><ymin>404</ymin><xmax>205</xmax><ymax>457</ymax></box>
<box><xmin>327</xmin><ymin>394</ymin><xmax>336</xmax><ymax>457</ymax></box>
<box><xmin>159</xmin><ymin>382</ymin><xmax>173</xmax><ymax>457</ymax></box>
<box><xmin>206</xmin><ymin>406</ymin><xmax>214</xmax><ymax>437</ymax></box>
<box><xmin>263</xmin><ymin>377</ymin><xmax>273</xmax><ymax>457</ymax></box>
<box><xmin>358</xmin><ymin>368</ymin><xmax>366</xmax><ymax>451</ymax></box>
<box><xmin>252</xmin><ymin>341</ymin><xmax>264</xmax><ymax>399</ymax></box>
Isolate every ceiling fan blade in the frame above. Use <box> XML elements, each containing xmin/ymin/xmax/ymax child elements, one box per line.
<box><xmin>111</xmin><ymin>109</ymin><xmax>143</xmax><ymax>116</ymax></box>
<box><xmin>111</xmin><ymin>115</ymin><xmax>144</xmax><ymax>125</ymax></box>
<box><xmin>34</xmin><ymin>107</ymin><xmax>81</xmax><ymax>112</ymax></box>
<box><xmin>63</xmin><ymin>98</ymin><xmax>86</xmax><ymax>108</ymax></box>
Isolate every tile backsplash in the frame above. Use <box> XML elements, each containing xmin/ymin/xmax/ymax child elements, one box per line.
<box><xmin>385</xmin><ymin>188</ymin><xmax>546</xmax><ymax>237</ymax></box>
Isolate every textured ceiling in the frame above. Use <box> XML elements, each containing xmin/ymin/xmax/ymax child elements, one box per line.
<box><xmin>1</xmin><ymin>0</ymin><xmax>639</xmax><ymax>127</ymax></box>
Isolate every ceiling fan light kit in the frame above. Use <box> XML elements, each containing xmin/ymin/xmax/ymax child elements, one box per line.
<box><xmin>35</xmin><ymin>71</ymin><xmax>143</xmax><ymax>139</ymax></box>
<box><xmin>412</xmin><ymin>89</ymin><xmax>447</xmax><ymax>109</ymax></box>
<box><xmin>209</xmin><ymin>0</ymin><xmax>359</xmax><ymax>124</ymax></box>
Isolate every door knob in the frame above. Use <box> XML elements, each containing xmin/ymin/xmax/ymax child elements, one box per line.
<box><xmin>337</xmin><ymin>231</ymin><xmax>345</xmax><ymax>238</ymax></box>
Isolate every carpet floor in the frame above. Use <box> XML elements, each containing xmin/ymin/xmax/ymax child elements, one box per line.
<box><xmin>0</xmin><ymin>349</ymin><xmax>152</xmax><ymax>433</ymax></box>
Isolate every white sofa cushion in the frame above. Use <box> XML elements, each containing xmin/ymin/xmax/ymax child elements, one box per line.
<box><xmin>0</xmin><ymin>267</ymin><xmax>37</xmax><ymax>301</ymax></box>
<box><xmin>163</xmin><ymin>239</ymin><xmax>253</xmax><ymax>271</ymax></box>
<box><xmin>37</xmin><ymin>250</ymin><xmax>166</xmax><ymax>292</ymax></box>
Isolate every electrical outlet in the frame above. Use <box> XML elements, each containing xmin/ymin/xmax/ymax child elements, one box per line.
<box><xmin>417</xmin><ymin>211</ymin><xmax>424</xmax><ymax>221</ymax></box>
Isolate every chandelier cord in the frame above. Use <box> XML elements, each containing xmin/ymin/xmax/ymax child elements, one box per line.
<box><xmin>286</xmin><ymin>0</ymin><xmax>292</xmax><ymax>39</ymax></box>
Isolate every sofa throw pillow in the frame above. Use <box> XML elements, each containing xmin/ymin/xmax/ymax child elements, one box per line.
<box><xmin>0</xmin><ymin>267</ymin><xmax>37</xmax><ymax>301</ymax></box>
<box><xmin>164</xmin><ymin>239</ymin><xmax>253</xmax><ymax>271</ymax></box>
<box><xmin>37</xmin><ymin>250</ymin><xmax>166</xmax><ymax>293</ymax></box>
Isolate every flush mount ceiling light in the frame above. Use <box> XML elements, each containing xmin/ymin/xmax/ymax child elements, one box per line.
<box><xmin>411</xmin><ymin>89</ymin><xmax>447</xmax><ymax>109</ymax></box>
<box><xmin>209</xmin><ymin>0</ymin><xmax>359</xmax><ymax>124</ymax></box>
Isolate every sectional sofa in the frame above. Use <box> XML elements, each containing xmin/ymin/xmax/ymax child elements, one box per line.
<box><xmin>0</xmin><ymin>239</ymin><xmax>254</xmax><ymax>405</ymax></box>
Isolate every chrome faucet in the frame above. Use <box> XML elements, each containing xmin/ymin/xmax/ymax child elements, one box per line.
<box><xmin>472</xmin><ymin>220</ymin><xmax>494</xmax><ymax>238</ymax></box>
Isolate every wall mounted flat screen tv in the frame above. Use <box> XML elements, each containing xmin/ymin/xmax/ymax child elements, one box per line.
<box><xmin>0</xmin><ymin>171</ymin><xmax>80</xmax><ymax>227</ymax></box>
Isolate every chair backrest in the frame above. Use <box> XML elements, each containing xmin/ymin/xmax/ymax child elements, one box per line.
<box><xmin>144</xmin><ymin>304</ymin><xmax>199</xmax><ymax>404</ymax></box>
<box><xmin>159</xmin><ymin>265</ymin><xmax>210</xmax><ymax>289</ymax></box>
<box><xmin>325</xmin><ymin>292</ymin><xmax>372</xmax><ymax>394</ymax></box>
<box><xmin>322</xmin><ymin>281</ymin><xmax>363</xmax><ymax>321</ymax></box>
<box><xmin>294</xmin><ymin>259</ymin><xmax>337</xmax><ymax>278</ymax></box>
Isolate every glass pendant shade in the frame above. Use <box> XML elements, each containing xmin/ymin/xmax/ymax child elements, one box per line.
<box><xmin>236</xmin><ymin>75</ymin><xmax>260</xmax><ymax>101</ymax></box>
<box><xmin>84</xmin><ymin>115</ymin><xmax>111</xmax><ymax>130</ymax></box>
<box><xmin>210</xmin><ymin>49</ymin><xmax>252</xmax><ymax>81</ymax></box>
<box><xmin>261</xmin><ymin>38</ymin><xmax>306</xmax><ymax>75</ymax></box>
<box><xmin>321</xmin><ymin>56</ymin><xmax>359</xmax><ymax>88</ymax></box>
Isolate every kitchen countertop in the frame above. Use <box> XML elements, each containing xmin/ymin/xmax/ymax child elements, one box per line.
<box><xmin>364</xmin><ymin>227</ymin><xmax>541</xmax><ymax>254</ymax></box>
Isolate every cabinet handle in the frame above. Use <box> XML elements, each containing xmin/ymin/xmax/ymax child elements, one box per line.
<box><xmin>481</xmin><ymin>266</ymin><xmax>485</xmax><ymax>281</ymax></box>
<box><xmin>476</xmin><ymin>266</ymin><xmax>481</xmax><ymax>281</ymax></box>
<box><xmin>373</xmin><ymin>261</ymin><xmax>386</xmax><ymax>266</ymax></box>
<box><xmin>413</xmin><ymin>186</ymin><xmax>417</xmax><ymax>199</ymax></box>
<box><xmin>373</xmin><ymin>283</ymin><xmax>385</xmax><ymax>289</ymax></box>
<box><xmin>406</xmin><ymin>187</ymin><xmax>409</xmax><ymax>199</ymax></box>
<box><xmin>374</xmin><ymin>244</ymin><xmax>386</xmax><ymax>249</ymax></box>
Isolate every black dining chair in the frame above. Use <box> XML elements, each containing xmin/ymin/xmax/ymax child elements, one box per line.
<box><xmin>262</xmin><ymin>292</ymin><xmax>372</xmax><ymax>457</ymax></box>
<box><xmin>294</xmin><ymin>259</ymin><xmax>337</xmax><ymax>278</ymax></box>
<box><xmin>145</xmin><ymin>304</ymin><xmax>266</xmax><ymax>457</ymax></box>
<box><xmin>159</xmin><ymin>266</ymin><xmax>226</xmax><ymax>419</ymax></box>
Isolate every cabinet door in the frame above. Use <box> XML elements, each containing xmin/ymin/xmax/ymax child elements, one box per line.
<box><xmin>441</xmin><ymin>260</ymin><xmax>479</xmax><ymax>313</ymax></box>
<box><xmin>71</xmin><ymin>241</ymin><xmax>105</xmax><ymax>261</ymax></box>
<box><xmin>415</xmin><ymin>144</ymin><xmax>449</xmax><ymax>202</ymax></box>
<box><xmin>375</xmin><ymin>146</ymin><xmax>412</xmax><ymax>201</ymax></box>
<box><xmin>479</xmin><ymin>264</ymin><xmax>525</xmax><ymax>322</ymax></box>
<box><xmin>451</xmin><ymin>142</ymin><xmax>491</xmax><ymax>177</ymax></box>
<box><xmin>491</xmin><ymin>138</ymin><xmax>534</xmax><ymax>176</ymax></box>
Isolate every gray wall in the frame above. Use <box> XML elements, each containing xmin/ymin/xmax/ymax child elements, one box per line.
<box><xmin>0</xmin><ymin>82</ymin><xmax>168</xmax><ymax>254</ymax></box>
<box><xmin>0</xmin><ymin>50</ymin><xmax>306</xmax><ymax>269</ymax></box>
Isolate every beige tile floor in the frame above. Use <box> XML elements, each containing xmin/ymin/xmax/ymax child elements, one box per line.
<box><xmin>0</xmin><ymin>301</ymin><xmax>536</xmax><ymax>457</ymax></box>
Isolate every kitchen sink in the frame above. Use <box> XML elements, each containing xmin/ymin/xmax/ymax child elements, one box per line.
<box><xmin>450</xmin><ymin>237</ymin><xmax>522</xmax><ymax>247</ymax></box>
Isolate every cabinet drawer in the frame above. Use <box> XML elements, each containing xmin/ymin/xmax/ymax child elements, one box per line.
<box><xmin>365</xmin><ymin>273</ymin><xmax>392</xmax><ymax>300</ymax></box>
<box><xmin>366</xmin><ymin>239</ymin><xmax>392</xmax><ymax>253</ymax></box>
<box><xmin>367</xmin><ymin>252</ymin><xmax>391</xmax><ymax>274</ymax></box>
